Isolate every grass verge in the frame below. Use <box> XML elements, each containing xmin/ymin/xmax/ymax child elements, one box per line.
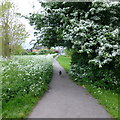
<box><xmin>57</xmin><ymin>55</ymin><xmax>119</xmax><ymax>118</ymax></box>
<box><xmin>57</xmin><ymin>55</ymin><xmax>71</xmax><ymax>72</ymax></box>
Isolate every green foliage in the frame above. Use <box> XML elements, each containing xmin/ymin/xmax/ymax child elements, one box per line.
<box><xmin>2</xmin><ymin>55</ymin><xmax>53</xmax><ymax>118</ymax></box>
<box><xmin>49</xmin><ymin>48</ymin><xmax>56</xmax><ymax>54</ymax></box>
<box><xmin>64</xmin><ymin>48</ymin><xmax>74</xmax><ymax>56</ymax></box>
<box><xmin>29</xmin><ymin>2</ymin><xmax>92</xmax><ymax>48</ymax></box>
<box><xmin>70</xmin><ymin>52</ymin><xmax>120</xmax><ymax>92</ymax></box>
<box><xmin>64</xmin><ymin>19</ymin><xmax>119</xmax><ymax>68</ymax></box>
<box><xmin>38</xmin><ymin>48</ymin><xmax>57</xmax><ymax>55</ymax></box>
<box><xmin>39</xmin><ymin>1</ymin><xmax>119</xmax><ymax>93</ymax></box>
<box><xmin>86</xmin><ymin>2</ymin><xmax>119</xmax><ymax>27</ymax></box>
<box><xmin>29</xmin><ymin>52</ymin><xmax>37</xmax><ymax>55</ymax></box>
<box><xmin>28</xmin><ymin>1</ymin><xmax>120</xmax><ymax>93</ymax></box>
<box><xmin>38</xmin><ymin>49</ymin><xmax>49</xmax><ymax>55</ymax></box>
<box><xmin>12</xmin><ymin>45</ymin><xmax>26</xmax><ymax>55</ymax></box>
<box><xmin>23</xmin><ymin>52</ymin><xmax>37</xmax><ymax>55</ymax></box>
<box><xmin>29</xmin><ymin>1</ymin><xmax>119</xmax><ymax>67</ymax></box>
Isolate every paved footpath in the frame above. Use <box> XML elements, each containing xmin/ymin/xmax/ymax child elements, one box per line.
<box><xmin>28</xmin><ymin>57</ymin><xmax>111</xmax><ymax>118</ymax></box>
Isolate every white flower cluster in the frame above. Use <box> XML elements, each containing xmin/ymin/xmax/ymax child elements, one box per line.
<box><xmin>63</xmin><ymin>17</ymin><xmax>119</xmax><ymax>67</ymax></box>
<box><xmin>2</xmin><ymin>55</ymin><xmax>53</xmax><ymax>102</ymax></box>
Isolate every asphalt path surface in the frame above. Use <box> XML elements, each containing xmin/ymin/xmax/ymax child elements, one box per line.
<box><xmin>28</xmin><ymin>57</ymin><xmax>111</xmax><ymax>118</ymax></box>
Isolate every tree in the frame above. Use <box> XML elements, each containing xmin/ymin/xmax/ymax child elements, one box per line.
<box><xmin>12</xmin><ymin>44</ymin><xmax>26</xmax><ymax>55</ymax></box>
<box><xmin>29</xmin><ymin>2</ymin><xmax>92</xmax><ymax>48</ymax></box>
<box><xmin>0</xmin><ymin>0</ymin><xmax>29</xmax><ymax>57</ymax></box>
<box><xmin>29</xmin><ymin>1</ymin><xmax>120</xmax><ymax>92</ymax></box>
<box><xmin>10</xmin><ymin>23</ymin><xmax>29</xmax><ymax>55</ymax></box>
<box><xmin>0</xmin><ymin>0</ymin><xmax>11</xmax><ymax>57</ymax></box>
<box><xmin>29</xmin><ymin>1</ymin><xmax>119</xmax><ymax>67</ymax></box>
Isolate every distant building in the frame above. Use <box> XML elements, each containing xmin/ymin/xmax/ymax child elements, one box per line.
<box><xmin>32</xmin><ymin>49</ymin><xmax>39</xmax><ymax>53</ymax></box>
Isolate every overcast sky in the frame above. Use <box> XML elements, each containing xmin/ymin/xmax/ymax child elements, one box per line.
<box><xmin>11</xmin><ymin>0</ymin><xmax>42</xmax><ymax>49</ymax></box>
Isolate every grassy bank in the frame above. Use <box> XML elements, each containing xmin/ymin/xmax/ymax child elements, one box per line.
<box><xmin>57</xmin><ymin>55</ymin><xmax>71</xmax><ymax>72</ymax></box>
<box><xmin>57</xmin><ymin>55</ymin><xmax>119</xmax><ymax>118</ymax></box>
<box><xmin>2</xmin><ymin>55</ymin><xmax>53</xmax><ymax>118</ymax></box>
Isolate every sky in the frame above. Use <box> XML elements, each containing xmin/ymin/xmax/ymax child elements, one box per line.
<box><xmin>11</xmin><ymin>0</ymin><xmax>42</xmax><ymax>49</ymax></box>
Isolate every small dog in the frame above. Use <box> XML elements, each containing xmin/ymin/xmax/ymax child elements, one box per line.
<box><xmin>59</xmin><ymin>70</ymin><xmax>62</xmax><ymax>75</ymax></box>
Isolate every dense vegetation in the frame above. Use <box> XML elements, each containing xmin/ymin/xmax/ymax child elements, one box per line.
<box><xmin>57</xmin><ymin>55</ymin><xmax>118</xmax><ymax>118</ymax></box>
<box><xmin>1</xmin><ymin>55</ymin><xmax>53</xmax><ymax>118</ymax></box>
<box><xmin>29</xmin><ymin>1</ymin><xmax>120</xmax><ymax>93</ymax></box>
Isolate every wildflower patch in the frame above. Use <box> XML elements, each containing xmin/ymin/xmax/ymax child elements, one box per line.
<box><xmin>1</xmin><ymin>55</ymin><xmax>53</xmax><ymax>118</ymax></box>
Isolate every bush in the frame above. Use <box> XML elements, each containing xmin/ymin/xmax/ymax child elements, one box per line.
<box><xmin>70</xmin><ymin>52</ymin><xmax>120</xmax><ymax>93</ymax></box>
<box><xmin>49</xmin><ymin>48</ymin><xmax>56</xmax><ymax>54</ymax></box>
<box><xmin>38</xmin><ymin>49</ymin><xmax>48</xmax><ymax>55</ymax></box>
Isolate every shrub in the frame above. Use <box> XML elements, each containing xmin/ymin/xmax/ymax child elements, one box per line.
<box><xmin>38</xmin><ymin>49</ymin><xmax>48</xmax><ymax>55</ymax></box>
<box><xmin>70</xmin><ymin>52</ymin><xmax>120</xmax><ymax>92</ymax></box>
<box><xmin>64</xmin><ymin>48</ymin><xmax>74</xmax><ymax>56</ymax></box>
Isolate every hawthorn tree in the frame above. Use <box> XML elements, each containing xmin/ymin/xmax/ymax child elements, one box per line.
<box><xmin>29</xmin><ymin>2</ymin><xmax>92</xmax><ymax>48</ymax></box>
<box><xmin>29</xmin><ymin>1</ymin><xmax>120</xmax><ymax>91</ymax></box>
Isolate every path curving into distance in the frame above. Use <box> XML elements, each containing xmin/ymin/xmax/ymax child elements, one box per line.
<box><xmin>28</xmin><ymin>56</ymin><xmax>111</xmax><ymax>118</ymax></box>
